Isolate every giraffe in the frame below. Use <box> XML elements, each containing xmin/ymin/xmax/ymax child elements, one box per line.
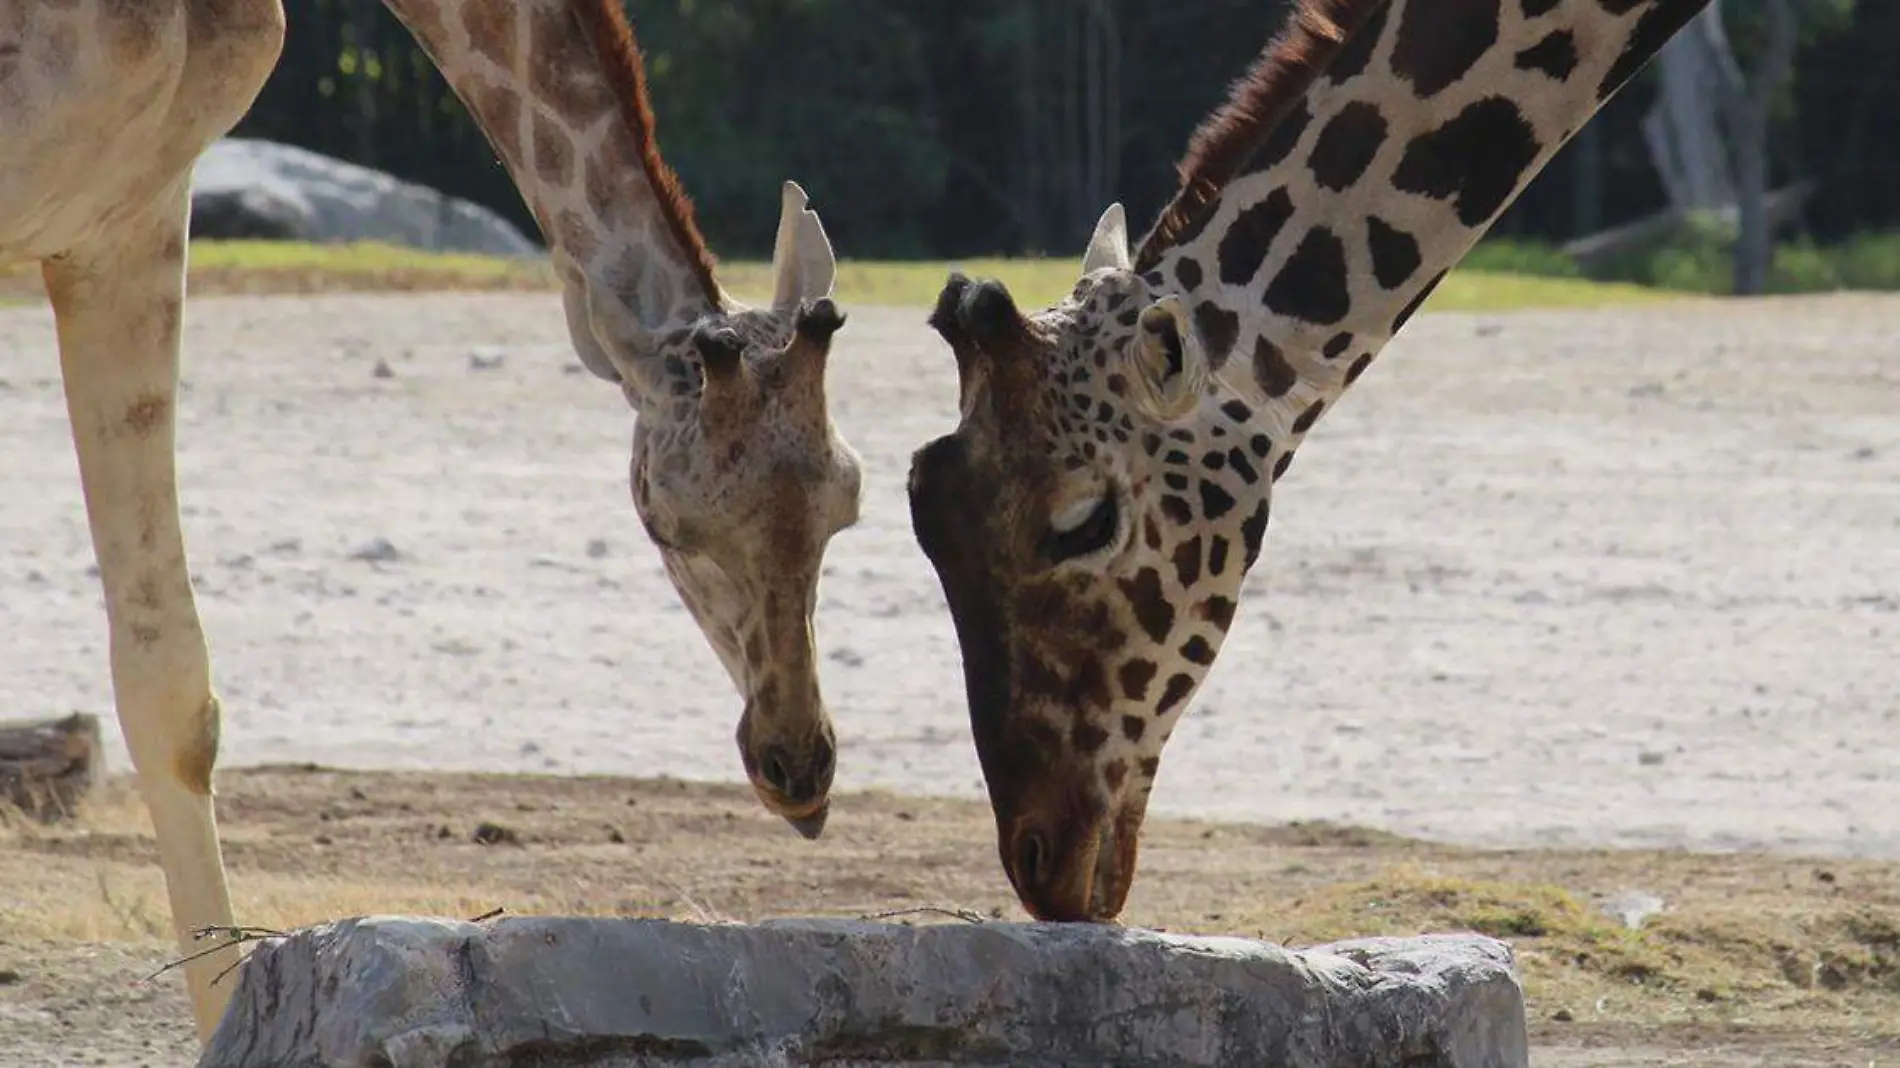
<box><xmin>5</xmin><ymin>0</ymin><xmax>858</xmax><ymax>1041</ymax></box>
<box><xmin>906</xmin><ymin>0</ymin><xmax>1711</xmax><ymax>924</ymax></box>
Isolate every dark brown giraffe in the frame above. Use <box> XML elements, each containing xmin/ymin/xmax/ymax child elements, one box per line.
<box><xmin>4</xmin><ymin>0</ymin><xmax>856</xmax><ymax>1039</ymax></box>
<box><xmin>908</xmin><ymin>0</ymin><xmax>1712</xmax><ymax>923</ymax></box>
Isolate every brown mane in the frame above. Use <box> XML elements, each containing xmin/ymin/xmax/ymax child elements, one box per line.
<box><xmin>573</xmin><ymin>0</ymin><xmax>724</xmax><ymax>309</ymax></box>
<box><xmin>1133</xmin><ymin>0</ymin><xmax>1390</xmax><ymax>272</ymax></box>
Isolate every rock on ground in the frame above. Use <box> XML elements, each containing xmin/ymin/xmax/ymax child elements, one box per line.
<box><xmin>199</xmin><ymin>916</ymin><xmax>1528</xmax><ymax>1067</ymax></box>
<box><xmin>189</xmin><ymin>138</ymin><xmax>540</xmax><ymax>256</ymax></box>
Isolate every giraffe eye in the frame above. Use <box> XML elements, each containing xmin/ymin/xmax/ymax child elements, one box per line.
<box><xmin>1043</xmin><ymin>495</ymin><xmax>1118</xmax><ymax>563</ymax></box>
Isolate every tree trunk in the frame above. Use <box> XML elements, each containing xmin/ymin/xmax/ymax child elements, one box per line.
<box><xmin>1724</xmin><ymin>0</ymin><xmax>1800</xmax><ymax>295</ymax></box>
<box><xmin>0</xmin><ymin>713</ymin><xmax>103</xmax><ymax>823</ymax></box>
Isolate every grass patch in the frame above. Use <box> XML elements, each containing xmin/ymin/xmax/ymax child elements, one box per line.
<box><xmin>2</xmin><ymin>241</ymin><xmax>1670</xmax><ymax>312</ymax></box>
<box><xmin>1261</xmin><ymin>865</ymin><xmax>1900</xmax><ymax>1030</ymax></box>
<box><xmin>1472</xmin><ymin>228</ymin><xmax>1900</xmax><ymax>296</ymax></box>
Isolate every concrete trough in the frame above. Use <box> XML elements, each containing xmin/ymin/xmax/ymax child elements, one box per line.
<box><xmin>199</xmin><ymin>916</ymin><xmax>1529</xmax><ymax>1067</ymax></box>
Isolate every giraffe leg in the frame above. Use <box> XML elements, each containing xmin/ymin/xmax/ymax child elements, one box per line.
<box><xmin>45</xmin><ymin>179</ymin><xmax>238</xmax><ymax>1044</ymax></box>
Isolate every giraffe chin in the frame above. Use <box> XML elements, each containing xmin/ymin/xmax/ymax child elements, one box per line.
<box><xmin>753</xmin><ymin>786</ymin><xmax>830</xmax><ymax>840</ymax></box>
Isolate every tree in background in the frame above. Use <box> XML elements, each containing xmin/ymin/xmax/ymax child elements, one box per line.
<box><xmin>231</xmin><ymin>0</ymin><xmax>1894</xmax><ymax>268</ymax></box>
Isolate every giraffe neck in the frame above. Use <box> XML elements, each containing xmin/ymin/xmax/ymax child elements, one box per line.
<box><xmin>1149</xmin><ymin>0</ymin><xmax>1708</xmax><ymax>446</ymax></box>
<box><xmin>379</xmin><ymin>0</ymin><xmax>719</xmax><ymax>342</ymax></box>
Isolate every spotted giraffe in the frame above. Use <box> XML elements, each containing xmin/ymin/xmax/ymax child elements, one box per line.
<box><xmin>5</xmin><ymin>0</ymin><xmax>856</xmax><ymax>1039</ymax></box>
<box><xmin>907</xmin><ymin>0</ymin><xmax>1712</xmax><ymax>923</ymax></box>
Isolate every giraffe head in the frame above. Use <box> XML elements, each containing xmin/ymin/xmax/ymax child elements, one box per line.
<box><xmin>571</xmin><ymin>181</ymin><xmax>860</xmax><ymax>837</ymax></box>
<box><xmin>909</xmin><ymin>204</ymin><xmax>1273</xmax><ymax>917</ymax></box>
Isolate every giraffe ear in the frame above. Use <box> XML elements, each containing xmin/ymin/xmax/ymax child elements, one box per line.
<box><xmin>1126</xmin><ymin>296</ymin><xmax>1210</xmax><ymax>423</ymax></box>
<box><xmin>570</xmin><ymin>278</ymin><xmax>664</xmax><ymax>397</ymax></box>
<box><xmin>771</xmin><ymin>180</ymin><xmax>837</xmax><ymax>310</ymax></box>
<box><xmin>1081</xmin><ymin>202</ymin><xmax>1131</xmax><ymax>274</ymax></box>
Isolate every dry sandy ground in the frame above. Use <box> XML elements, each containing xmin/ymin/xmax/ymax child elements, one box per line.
<box><xmin>4</xmin><ymin>769</ymin><xmax>1900</xmax><ymax>1066</ymax></box>
<box><xmin>2</xmin><ymin>291</ymin><xmax>1898</xmax><ymax>1064</ymax></box>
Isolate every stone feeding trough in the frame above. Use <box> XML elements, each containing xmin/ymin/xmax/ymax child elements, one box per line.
<box><xmin>199</xmin><ymin>916</ymin><xmax>1530</xmax><ymax>1067</ymax></box>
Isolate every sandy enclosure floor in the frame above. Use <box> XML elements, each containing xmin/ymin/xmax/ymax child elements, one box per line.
<box><xmin>2</xmin><ymin>292</ymin><xmax>1898</xmax><ymax>858</ymax></box>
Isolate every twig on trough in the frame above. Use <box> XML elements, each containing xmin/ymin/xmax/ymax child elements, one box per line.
<box><xmin>141</xmin><ymin>925</ymin><xmax>286</xmax><ymax>987</ymax></box>
<box><xmin>468</xmin><ymin>906</ymin><xmax>506</xmax><ymax>922</ymax></box>
<box><xmin>861</xmin><ymin>906</ymin><xmax>988</xmax><ymax>925</ymax></box>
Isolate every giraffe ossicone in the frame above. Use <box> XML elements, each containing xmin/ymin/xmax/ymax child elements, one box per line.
<box><xmin>908</xmin><ymin>0</ymin><xmax>1712</xmax><ymax>924</ymax></box>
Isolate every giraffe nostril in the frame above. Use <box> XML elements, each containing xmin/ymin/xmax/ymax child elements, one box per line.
<box><xmin>760</xmin><ymin>746</ymin><xmax>795</xmax><ymax>798</ymax></box>
<box><xmin>1015</xmin><ymin>827</ymin><xmax>1051</xmax><ymax>892</ymax></box>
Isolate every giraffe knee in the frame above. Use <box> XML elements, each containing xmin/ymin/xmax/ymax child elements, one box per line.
<box><xmin>170</xmin><ymin>694</ymin><xmax>222</xmax><ymax>796</ymax></box>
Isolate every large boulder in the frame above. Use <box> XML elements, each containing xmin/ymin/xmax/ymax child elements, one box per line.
<box><xmin>199</xmin><ymin>916</ymin><xmax>1529</xmax><ymax>1067</ymax></box>
<box><xmin>188</xmin><ymin>138</ymin><xmax>541</xmax><ymax>257</ymax></box>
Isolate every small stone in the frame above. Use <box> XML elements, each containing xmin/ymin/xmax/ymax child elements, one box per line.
<box><xmin>472</xmin><ymin>822</ymin><xmax>520</xmax><ymax>847</ymax></box>
<box><xmin>585</xmin><ymin>538</ymin><xmax>609</xmax><ymax>559</ymax></box>
<box><xmin>468</xmin><ymin>350</ymin><xmax>506</xmax><ymax>371</ymax></box>
<box><xmin>606</xmin><ymin>827</ymin><xmax>626</xmax><ymax>844</ymax></box>
<box><xmin>1550</xmin><ymin>1006</ymin><xmax>1573</xmax><ymax>1022</ymax></box>
<box><xmin>1637</xmin><ymin>750</ymin><xmax>1665</xmax><ymax>766</ymax></box>
<box><xmin>313</xmin><ymin>834</ymin><xmax>332</xmax><ymax>846</ymax></box>
<box><xmin>372</xmin><ymin>359</ymin><xmax>395</xmax><ymax>379</ymax></box>
<box><xmin>347</xmin><ymin>537</ymin><xmax>404</xmax><ymax>564</ymax></box>
<box><xmin>0</xmin><ymin>968</ymin><xmax>21</xmax><ymax>985</ymax></box>
<box><xmin>1599</xmin><ymin>889</ymin><xmax>1665</xmax><ymax>930</ymax></box>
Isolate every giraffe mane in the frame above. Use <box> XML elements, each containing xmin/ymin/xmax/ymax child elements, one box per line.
<box><xmin>572</xmin><ymin>0</ymin><xmax>724</xmax><ymax>311</ymax></box>
<box><xmin>1133</xmin><ymin>0</ymin><xmax>1390</xmax><ymax>272</ymax></box>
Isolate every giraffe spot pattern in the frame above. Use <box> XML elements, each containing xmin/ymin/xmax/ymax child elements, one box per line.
<box><xmin>1140</xmin><ymin>757</ymin><xmax>1160</xmax><ymax>779</ymax></box>
<box><xmin>1161</xmin><ymin>495</ymin><xmax>1193</xmax><ymax>526</ymax></box>
<box><xmin>1522</xmin><ymin>0</ymin><xmax>1559</xmax><ymax>15</ymax></box>
<box><xmin>1324</xmin><ymin>332</ymin><xmax>1354</xmax><ymax>359</ymax></box>
<box><xmin>1240</xmin><ymin>501</ymin><xmax>1271</xmax><ymax>569</ymax></box>
<box><xmin>1208</xmin><ymin>536</ymin><xmax>1231</xmax><ymax>576</ymax></box>
<box><xmin>1121</xmin><ymin>715</ymin><xmax>1147</xmax><ymax>742</ymax></box>
<box><xmin>1248</xmin><ymin>98</ymin><xmax>1314</xmax><ymax>177</ymax></box>
<box><xmin>1198</xmin><ymin>595</ymin><xmax>1238</xmax><ymax>631</ymax></box>
<box><xmin>1326</xmin><ymin>2</ymin><xmax>1390</xmax><ymax>84</ymax></box>
<box><xmin>1198</xmin><ymin>480</ymin><xmax>1238</xmax><ymax>521</ymax></box>
<box><xmin>1180</xmin><ymin>636</ymin><xmax>1215</xmax><ymax>665</ymax></box>
<box><xmin>1515</xmin><ymin>29</ymin><xmax>1579</xmax><ymax>79</ymax></box>
<box><xmin>1157</xmin><ymin>674</ymin><xmax>1195</xmax><ymax>716</ymax></box>
<box><xmin>1272</xmin><ymin>451</ymin><xmax>1296</xmax><ymax>481</ymax></box>
<box><xmin>1117</xmin><ymin>568</ymin><xmax>1176</xmax><ymax>642</ymax></box>
<box><xmin>1217</xmin><ymin>188</ymin><xmax>1295</xmax><ymax>287</ymax></box>
<box><xmin>1227</xmin><ymin>448</ymin><xmax>1259</xmax><ymax>484</ymax></box>
<box><xmin>1221</xmin><ymin>399</ymin><xmax>1253</xmax><ymax>422</ymax></box>
<box><xmin>1263</xmin><ymin>226</ymin><xmax>1351</xmax><ymax>325</ymax></box>
<box><xmin>1599</xmin><ymin>1</ymin><xmax>1711</xmax><ymax>102</ymax></box>
<box><xmin>1173</xmin><ymin>537</ymin><xmax>1203</xmax><ymax>587</ymax></box>
<box><xmin>1194</xmin><ymin>303</ymin><xmax>1241</xmax><ymax>365</ymax></box>
<box><xmin>1253</xmin><ymin>338</ymin><xmax>1298</xmax><ymax>399</ymax></box>
<box><xmin>1292</xmin><ymin>399</ymin><xmax>1326</xmax><ymax>434</ymax></box>
<box><xmin>1347</xmin><ymin>352</ymin><xmax>1376</xmax><ymax>386</ymax></box>
<box><xmin>1310</xmin><ymin>102</ymin><xmax>1389</xmax><ymax>190</ymax></box>
<box><xmin>1119</xmin><ymin>661</ymin><xmax>1157</xmax><ymax>702</ymax></box>
<box><xmin>1391</xmin><ymin>0</ymin><xmax>1501</xmax><ymax>98</ymax></box>
<box><xmin>462</xmin><ymin>0</ymin><xmax>516</xmax><ymax>71</ymax></box>
<box><xmin>1104</xmin><ymin>758</ymin><xmax>1128</xmax><ymax>792</ymax></box>
<box><xmin>1175</xmin><ymin>257</ymin><xmax>1204</xmax><ymax>291</ymax></box>
<box><xmin>1393</xmin><ymin>267</ymin><xmax>1451</xmax><ymax>333</ymax></box>
<box><xmin>1392</xmin><ymin>96</ymin><xmax>1543</xmax><ymax>227</ymax></box>
<box><xmin>533</xmin><ymin>114</ymin><xmax>576</xmax><ymax>187</ymax></box>
<box><xmin>1072</xmin><ymin>720</ymin><xmax>1110</xmax><ymax>754</ymax></box>
<box><xmin>1367</xmin><ymin>216</ymin><xmax>1423</xmax><ymax>289</ymax></box>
